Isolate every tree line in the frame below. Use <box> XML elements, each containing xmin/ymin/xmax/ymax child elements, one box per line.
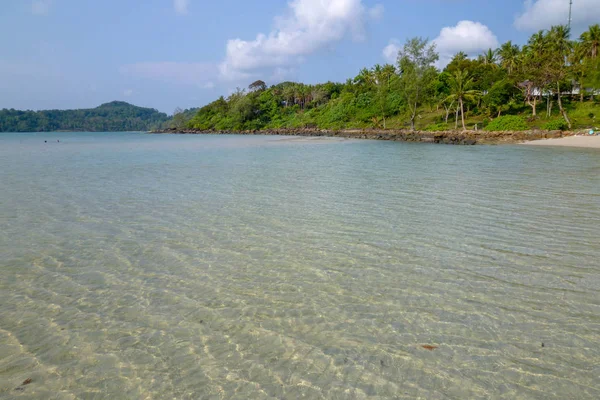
<box><xmin>0</xmin><ymin>101</ymin><xmax>170</xmax><ymax>132</ymax></box>
<box><xmin>188</xmin><ymin>24</ymin><xmax>599</xmax><ymax>132</ymax></box>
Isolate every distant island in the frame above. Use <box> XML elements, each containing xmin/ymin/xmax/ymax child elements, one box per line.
<box><xmin>0</xmin><ymin>101</ymin><xmax>171</xmax><ymax>132</ymax></box>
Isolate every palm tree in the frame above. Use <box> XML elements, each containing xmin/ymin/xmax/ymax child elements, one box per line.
<box><xmin>549</xmin><ymin>25</ymin><xmax>572</xmax><ymax>57</ymax></box>
<box><xmin>528</xmin><ymin>30</ymin><xmax>548</xmax><ymax>55</ymax></box>
<box><xmin>578</xmin><ymin>25</ymin><xmax>600</xmax><ymax>100</ymax></box>
<box><xmin>547</xmin><ymin>25</ymin><xmax>573</xmax><ymax>129</ymax></box>
<box><xmin>580</xmin><ymin>24</ymin><xmax>600</xmax><ymax>59</ymax></box>
<box><xmin>453</xmin><ymin>51</ymin><xmax>468</xmax><ymax>62</ymax></box>
<box><xmin>354</xmin><ymin>67</ymin><xmax>374</xmax><ymax>87</ymax></box>
<box><xmin>446</xmin><ymin>69</ymin><xmax>480</xmax><ymax>131</ymax></box>
<box><xmin>282</xmin><ymin>85</ymin><xmax>295</xmax><ymax>108</ymax></box>
<box><xmin>571</xmin><ymin>42</ymin><xmax>588</xmax><ymax>102</ymax></box>
<box><xmin>482</xmin><ymin>48</ymin><xmax>498</xmax><ymax>65</ymax></box>
<box><xmin>498</xmin><ymin>41</ymin><xmax>520</xmax><ymax>74</ymax></box>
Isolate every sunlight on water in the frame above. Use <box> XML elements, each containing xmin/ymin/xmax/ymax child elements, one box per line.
<box><xmin>1</xmin><ymin>132</ymin><xmax>599</xmax><ymax>399</ymax></box>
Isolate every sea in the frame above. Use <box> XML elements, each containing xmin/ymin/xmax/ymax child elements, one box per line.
<box><xmin>1</xmin><ymin>132</ymin><xmax>599</xmax><ymax>399</ymax></box>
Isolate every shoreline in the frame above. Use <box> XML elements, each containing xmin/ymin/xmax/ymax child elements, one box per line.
<box><xmin>522</xmin><ymin>135</ymin><xmax>600</xmax><ymax>149</ymax></box>
<box><xmin>149</xmin><ymin>127</ymin><xmax>585</xmax><ymax>145</ymax></box>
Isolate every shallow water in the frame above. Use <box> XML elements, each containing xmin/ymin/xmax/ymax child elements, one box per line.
<box><xmin>1</xmin><ymin>132</ymin><xmax>599</xmax><ymax>399</ymax></box>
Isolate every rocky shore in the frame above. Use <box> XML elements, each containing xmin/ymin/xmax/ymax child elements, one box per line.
<box><xmin>149</xmin><ymin>127</ymin><xmax>582</xmax><ymax>145</ymax></box>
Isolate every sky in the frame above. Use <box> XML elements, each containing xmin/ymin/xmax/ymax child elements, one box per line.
<box><xmin>1</xmin><ymin>0</ymin><xmax>598</xmax><ymax>114</ymax></box>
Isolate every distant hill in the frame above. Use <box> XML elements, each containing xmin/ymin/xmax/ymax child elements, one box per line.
<box><xmin>0</xmin><ymin>101</ymin><xmax>170</xmax><ymax>132</ymax></box>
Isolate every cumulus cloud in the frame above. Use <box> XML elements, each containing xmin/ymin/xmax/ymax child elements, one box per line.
<box><xmin>173</xmin><ymin>0</ymin><xmax>189</xmax><ymax>15</ymax></box>
<box><xmin>220</xmin><ymin>0</ymin><xmax>383</xmax><ymax>81</ymax></box>
<box><xmin>515</xmin><ymin>0</ymin><xmax>600</xmax><ymax>32</ymax></box>
<box><xmin>382</xmin><ymin>39</ymin><xmax>400</xmax><ymax>63</ymax></box>
<box><xmin>433</xmin><ymin>20</ymin><xmax>499</xmax><ymax>67</ymax></box>
<box><xmin>31</xmin><ymin>0</ymin><xmax>52</xmax><ymax>15</ymax></box>
<box><xmin>120</xmin><ymin>62</ymin><xmax>217</xmax><ymax>87</ymax></box>
<box><xmin>123</xmin><ymin>89</ymin><xmax>133</xmax><ymax>97</ymax></box>
<box><xmin>434</xmin><ymin>21</ymin><xmax>499</xmax><ymax>56</ymax></box>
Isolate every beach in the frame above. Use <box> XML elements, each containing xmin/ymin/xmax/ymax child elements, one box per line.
<box><xmin>523</xmin><ymin>135</ymin><xmax>600</xmax><ymax>148</ymax></box>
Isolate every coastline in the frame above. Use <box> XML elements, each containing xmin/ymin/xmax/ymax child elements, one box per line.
<box><xmin>522</xmin><ymin>135</ymin><xmax>600</xmax><ymax>149</ymax></box>
<box><xmin>149</xmin><ymin>127</ymin><xmax>584</xmax><ymax>145</ymax></box>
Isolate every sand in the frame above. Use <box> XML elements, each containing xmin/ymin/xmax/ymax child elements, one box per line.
<box><xmin>523</xmin><ymin>135</ymin><xmax>600</xmax><ymax>149</ymax></box>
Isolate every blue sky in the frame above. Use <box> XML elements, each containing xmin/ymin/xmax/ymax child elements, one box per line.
<box><xmin>1</xmin><ymin>0</ymin><xmax>598</xmax><ymax>113</ymax></box>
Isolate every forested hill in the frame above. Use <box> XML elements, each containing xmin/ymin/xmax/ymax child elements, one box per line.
<box><xmin>0</xmin><ymin>101</ymin><xmax>170</xmax><ymax>132</ymax></box>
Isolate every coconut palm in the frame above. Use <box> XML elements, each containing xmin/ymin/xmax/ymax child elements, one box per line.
<box><xmin>281</xmin><ymin>85</ymin><xmax>293</xmax><ymax>108</ymax></box>
<box><xmin>570</xmin><ymin>41</ymin><xmax>589</xmax><ymax>102</ymax></box>
<box><xmin>580</xmin><ymin>24</ymin><xmax>600</xmax><ymax>59</ymax></box>
<box><xmin>446</xmin><ymin>69</ymin><xmax>480</xmax><ymax>131</ymax></box>
<box><xmin>548</xmin><ymin>25</ymin><xmax>572</xmax><ymax>58</ymax></box>
<box><xmin>498</xmin><ymin>41</ymin><xmax>520</xmax><ymax>74</ymax></box>
<box><xmin>482</xmin><ymin>48</ymin><xmax>498</xmax><ymax>65</ymax></box>
<box><xmin>354</xmin><ymin>67</ymin><xmax>374</xmax><ymax>87</ymax></box>
<box><xmin>547</xmin><ymin>25</ymin><xmax>573</xmax><ymax>129</ymax></box>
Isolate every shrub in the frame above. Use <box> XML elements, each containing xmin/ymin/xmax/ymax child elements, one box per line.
<box><xmin>485</xmin><ymin>115</ymin><xmax>528</xmax><ymax>131</ymax></box>
<box><xmin>543</xmin><ymin>119</ymin><xmax>568</xmax><ymax>131</ymax></box>
<box><xmin>424</xmin><ymin>123</ymin><xmax>450</xmax><ymax>131</ymax></box>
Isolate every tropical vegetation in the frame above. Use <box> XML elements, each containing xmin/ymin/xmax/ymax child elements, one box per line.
<box><xmin>187</xmin><ymin>24</ymin><xmax>600</xmax><ymax>132</ymax></box>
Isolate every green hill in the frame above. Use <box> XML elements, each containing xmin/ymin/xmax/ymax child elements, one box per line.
<box><xmin>0</xmin><ymin>101</ymin><xmax>169</xmax><ymax>132</ymax></box>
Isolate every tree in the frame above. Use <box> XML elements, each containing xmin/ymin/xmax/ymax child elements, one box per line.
<box><xmin>372</xmin><ymin>64</ymin><xmax>397</xmax><ymax>129</ymax></box>
<box><xmin>397</xmin><ymin>37</ymin><xmax>439</xmax><ymax>130</ymax></box>
<box><xmin>518</xmin><ymin>31</ymin><xmax>550</xmax><ymax>117</ymax></box>
<box><xmin>498</xmin><ymin>41</ymin><xmax>520</xmax><ymax>75</ymax></box>
<box><xmin>578</xmin><ymin>24</ymin><xmax>600</xmax><ymax>101</ymax></box>
<box><xmin>249</xmin><ymin>80</ymin><xmax>267</xmax><ymax>92</ymax></box>
<box><xmin>171</xmin><ymin>107</ymin><xmax>186</xmax><ymax>129</ymax></box>
<box><xmin>546</xmin><ymin>25</ymin><xmax>573</xmax><ymax>129</ymax></box>
<box><xmin>446</xmin><ymin>69</ymin><xmax>480</xmax><ymax>130</ymax></box>
<box><xmin>484</xmin><ymin>79</ymin><xmax>519</xmax><ymax>117</ymax></box>
<box><xmin>481</xmin><ymin>48</ymin><xmax>498</xmax><ymax>65</ymax></box>
<box><xmin>580</xmin><ymin>24</ymin><xmax>600</xmax><ymax>59</ymax></box>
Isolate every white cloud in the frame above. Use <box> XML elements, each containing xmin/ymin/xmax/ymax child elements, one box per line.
<box><xmin>31</xmin><ymin>0</ymin><xmax>51</xmax><ymax>15</ymax></box>
<box><xmin>433</xmin><ymin>20</ymin><xmax>499</xmax><ymax>67</ymax></box>
<box><xmin>434</xmin><ymin>21</ymin><xmax>499</xmax><ymax>56</ymax></box>
<box><xmin>515</xmin><ymin>0</ymin><xmax>600</xmax><ymax>32</ymax></box>
<box><xmin>123</xmin><ymin>89</ymin><xmax>133</xmax><ymax>97</ymax></box>
<box><xmin>173</xmin><ymin>0</ymin><xmax>189</xmax><ymax>15</ymax></box>
<box><xmin>382</xmin><ymin>39</ymin><xmax>400</xmax><ymax>63</ymax></box>
<box><xmin>220</xmin><ymin>0</ymin><xmax>383</xmax><ymax>81</ymax></box>
<box><xmin>120</xmin><ymin>62</ymin><xmax>217</xmax><ymax>87</ymax></box>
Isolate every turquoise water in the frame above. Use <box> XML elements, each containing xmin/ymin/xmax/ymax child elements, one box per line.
<box><xmin>1</xmin><ymin>132</ymin><xmax>599</xmax><ymax>399</ymax></box>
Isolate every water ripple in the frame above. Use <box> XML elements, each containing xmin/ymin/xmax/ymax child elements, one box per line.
<box><xmin>1</xmin><ymin>133</ymin><xmax>599</xmax><ymax>399</ymax></box>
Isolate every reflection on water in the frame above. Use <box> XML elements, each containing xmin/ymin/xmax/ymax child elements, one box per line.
<box><xmin>1</xmin><ymin>132</ymin><xmax>599</xmax><ymax>399</ymax></box>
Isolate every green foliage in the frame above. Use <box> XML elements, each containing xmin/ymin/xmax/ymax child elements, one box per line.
<box><xmin>397</xmin><ymin>37</ymin><xmax>439</xmax><ymax>130</ymax></box>
<box><xmin>485</xmin><ymin>115</ymin><xmax>528</xmax><ymax>131</ymax></box>
<box><xmin>543</xmin><ymin>119</ymin><xmax>569</xmax><ymax>130</ymax></box>
<box><xmin>0</xmin><ymin>101</ymin><xmax>169</xmax><ymax>132</ymax></box>
<box><xmin>424</xmin><ymin>123</ymin><xmax>450</xmax><ymax>131</ymax></box>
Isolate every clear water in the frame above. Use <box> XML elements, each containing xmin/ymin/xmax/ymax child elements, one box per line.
<box><xmin>1</xmin><ymin>132</ymin><xmax>599</xmax><ymax>399</ymax></box>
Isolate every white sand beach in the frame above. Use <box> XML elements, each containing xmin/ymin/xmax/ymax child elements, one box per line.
<box><xmin>523</xmin><ymin>135</ymin><xmax>600</xmax><ymax>149</ymax></box>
